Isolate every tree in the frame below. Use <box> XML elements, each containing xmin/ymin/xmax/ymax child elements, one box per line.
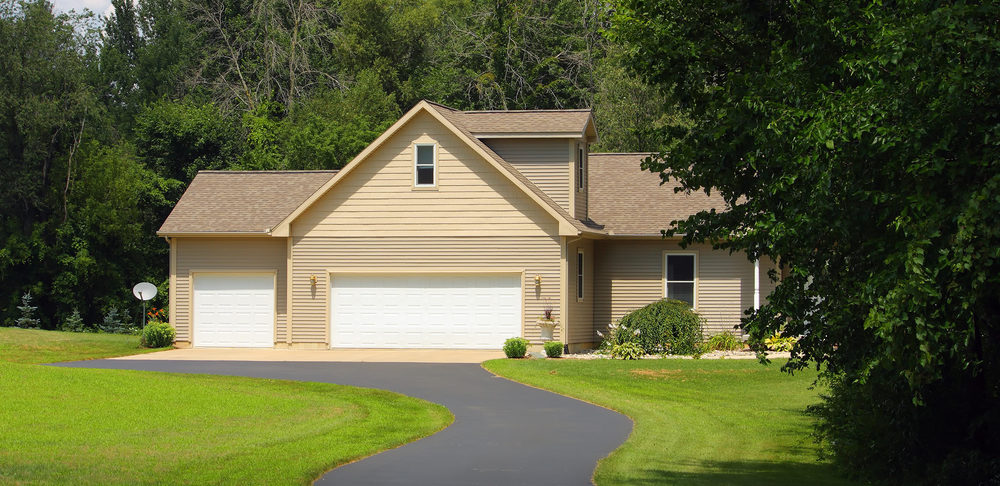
<box><xmin>610</xmin><ymin>1</ymin><xmax>1000</xmax><ymax>483</ymax></box>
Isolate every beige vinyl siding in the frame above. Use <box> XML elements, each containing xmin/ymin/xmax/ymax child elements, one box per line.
<box><xmin>481</xmin><ymin>138</ymin><xmax>572</xmax><ymax>213</ymax></box>
<box><xmin>172</xmin><ymin>237</ymin><xmax>287</xmax><ymax>344</ymax></box>
<box><xmin>290</xmin><ymin>110</ymin><xmax>564</xmax><ymax>345</ymax></box>
<box><xmin>575</xmin><ymin>143</ymin><xmax>587</xmax><ymax>220</ymax></box>
<box><xmin>594</xmin><ymin>240</ymin><xmax>775</xmax><ymax>339</ymax></box>
<box><xmin>567</xmin><ymin>238</ymin><xmax>594</xmax><ymax>344</ymax></box>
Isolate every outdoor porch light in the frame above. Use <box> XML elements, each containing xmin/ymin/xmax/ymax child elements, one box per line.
<box><xmin>310</xmin><ymin>275</ymin><xmax>318</xmax><ymax>285</ymax></box>
<box><xmin>534</xmin><ymin>275</ymin><xmax>542</xmax><ymax>285</ymax></box>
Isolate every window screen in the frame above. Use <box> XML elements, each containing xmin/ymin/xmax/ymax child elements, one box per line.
<box><xmin>577</xmin><ymin>251</ymin><xmax>584</xmax><ymax>300</ymax></box>
<box><xmin>415</xmin><ymin>144</ymin><xmax>435</xmax><ymax>186</ymax></box>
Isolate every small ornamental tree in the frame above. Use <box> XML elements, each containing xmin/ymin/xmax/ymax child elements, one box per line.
<box><xmin>15</xmin><ymin>293</ymin><xmax>40</xmax><ymax>329</ymax></box>
<box><xmin>611</xmin><ymin>1</ymin><xmax>1000</xmax><ymax>483</ymax></box>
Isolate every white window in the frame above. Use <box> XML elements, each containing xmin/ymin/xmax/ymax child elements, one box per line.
<box><xmin>664</xmin><ymin>253</ymin><xmax>696</xmax><ymax>307</ymax></box>
<box><xmin>576</xmin><ymin>145</ymin><xmax>585</xmax><ymax>191</ymax></box>
<box><xmin>414</xmin><ymin>144</ymin><xmax>436</xmax><ymax>187</ymax></box>
<box><xmin>576</xmin><ymin>250</ymin><xmax>585</xmax><ymax>301</ymax></box>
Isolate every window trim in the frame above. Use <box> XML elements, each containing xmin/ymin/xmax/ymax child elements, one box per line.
<box><xmin>576</xmin><ymin>249</ymin><xmax>585</xmax><ymax>302</ymax></box>
<box><xmin>662</xmin><ymin>251</ymin><xmax>697</xmax><ymax>308</ymax></box>
<box><xmin>576</xmin><ymin>144</ymin><xmax>586</xmax><ymax>192</ymax></box>
<box><xmin>413</xmin><ymin>143</ymin><xmax>437</xmax><ymax>188</ymax></box>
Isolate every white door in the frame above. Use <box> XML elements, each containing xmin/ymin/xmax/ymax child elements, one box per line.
<box><xmin>193</xmin><ymin>274</ymin><xmax>274</xmax><ymax>347</ymax></box>
<box><xmin>330</xmin><ymin>274</ymin><xmax>522</xmax><ymax>349</ymax></box>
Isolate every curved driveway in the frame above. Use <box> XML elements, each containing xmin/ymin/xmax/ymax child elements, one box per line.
<box><xmin>55</xmin><ymin>360</ymin><xmax>632</xmax><ymax>485</ymax></box>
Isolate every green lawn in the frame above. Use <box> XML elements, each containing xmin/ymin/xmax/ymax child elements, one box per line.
<box><xmin>484</xmin><ymin>358</ymin><xmax>852</xmax><ymax>486</ymax></box>
<box><xmin>0</xmin><ymin>329</ymin><xmax>452</xmax><ymax>485</ymax></box>
<box><xmin>0</xmin><ymin>327</ymin><xmax>168</xmax><ymax>363</ymax></box>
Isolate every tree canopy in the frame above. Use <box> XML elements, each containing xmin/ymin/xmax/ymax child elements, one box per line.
<box><xmin>611</xmin><ymin>1</ymin><xmax>1000</xmax><ymax>482</ymax></box>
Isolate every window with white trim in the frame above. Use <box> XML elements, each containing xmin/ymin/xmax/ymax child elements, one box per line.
<box><xmin>414</xmin><ymin>143</ymin><xmax>436</xmax><ymax>187</ymax></box>
<box><xmin>576</xmin><ymin>145</ymin><xmax>585</xmax><ymax>191</ymax></box>
<box><xmin>664</xmin><ymin>253</ymin><xmax>695</xmax><ymax>307</ymax></box>
<box><xmin>576</xmin><ymin>250</ymin><xmax>585</xmax><ymax>300</ymax></box>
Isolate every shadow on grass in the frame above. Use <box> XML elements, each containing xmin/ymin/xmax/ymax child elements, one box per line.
<box><xmin>616</xmin><ymin>459</ymin><xmax>853</xmax><ymax>486</ymax></box>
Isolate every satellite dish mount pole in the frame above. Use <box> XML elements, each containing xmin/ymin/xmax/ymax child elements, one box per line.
<box><xmin>140</xmin><ymin>292</ymin><xmax>146</xmax><ymax>329</ymax></box>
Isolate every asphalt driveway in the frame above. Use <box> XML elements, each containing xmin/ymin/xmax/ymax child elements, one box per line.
<box><xmin>55</xmin><ymin>360</ymin><xmax>632</xmax><ymax>485</ymax></box>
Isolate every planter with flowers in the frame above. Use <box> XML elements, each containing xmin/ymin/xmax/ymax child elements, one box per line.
<box><xmin>537</xmin><ymin>302</ymin><xmax>558</xmax><ymax>341</ymax></box>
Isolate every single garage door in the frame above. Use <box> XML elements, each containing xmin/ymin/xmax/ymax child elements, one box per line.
<box><xmin>330</xmin><ymin>274</ymin><xmax>522</xmax><ymax>349</ymax></box>
<box><xmin>193</xmin><ymin>274</ymin><xmax>275</xmax><ymax>347</ymax></box>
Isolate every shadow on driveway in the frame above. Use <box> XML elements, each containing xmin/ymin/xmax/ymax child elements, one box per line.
<box><xmin>55</xmin><ymin>360</ymin><xmax>632</xmax><ymax>485</ymax></box>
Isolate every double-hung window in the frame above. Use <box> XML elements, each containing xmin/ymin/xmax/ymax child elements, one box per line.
<box><xmin>664</xmin><ymin>253</ymin><xmax>696</xmax><ymax>307</ymax></box>
<box><xmin>576</xmin><ymin>250</ymin><xmax>585</xmax><ymax>301</ymax></box>
<box><xmin>414</xmin><ymin>144</ymin><xmax>436</xmax><ymax>187</ymax></box>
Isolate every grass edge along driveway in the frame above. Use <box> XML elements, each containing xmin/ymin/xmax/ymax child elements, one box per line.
<box><xmin>0</xmin><ymin>328</ymin><xmax>453</xmax><ymax>485</ymax></box>
<box><xmin>483</xmin><ymin>358</ymin><xmax>854</xmax><ymax>486</ymax></box>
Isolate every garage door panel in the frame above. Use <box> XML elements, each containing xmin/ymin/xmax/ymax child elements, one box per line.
<box><xmin>331</xmin><ymin>274</ymin><xmax>522</xmax><ymax>349</ymax></box>
<box><xmin>193</xmin><ymin>274</ymin><xmax>274</xmax><ymax>348</ymax></box>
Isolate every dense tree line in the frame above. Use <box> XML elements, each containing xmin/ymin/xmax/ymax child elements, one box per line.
<box><xmin>613</xmin><ymin>1</ymin><xmax>999</xmax><ymax>483</ymax></box>
<box><xmin>0</xmin><ymin>0</ymin><xmax>671</xmax><ymax>328</ymax></box>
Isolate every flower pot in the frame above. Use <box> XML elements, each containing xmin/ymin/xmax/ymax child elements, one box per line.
<box><xmin>537</xmin><ymin>318</ymin><xmax>558</xmax><ymax>340</ymax></box>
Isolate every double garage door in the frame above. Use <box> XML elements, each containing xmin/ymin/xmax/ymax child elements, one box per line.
<box><xmin>192</xmin><ymin>273</ymin><xmax>521</xmax><ymax>349</ymax></box>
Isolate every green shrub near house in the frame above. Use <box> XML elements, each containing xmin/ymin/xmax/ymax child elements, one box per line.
<box><xmin>612</xmin><ymin>299</ymin><xmax>702</xmax><ymax>355</ymax></box>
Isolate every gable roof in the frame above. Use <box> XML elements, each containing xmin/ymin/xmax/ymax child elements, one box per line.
<box><xmin>588</xmin><ymin>153</ymin><xmax>726</xmax><ymax>236</ymax></box>
<box><xmin>453</xmin><ymin>109</ymin><xmax>598</xmax><ymax>140</ymax></box>
<box><xmin>271</xmin><ymin>100</ymin><xmax>592</xmax><ymax>237</ymax></box>
<box><xmin>157</xmin><ymin>171</ymin><xmax>337</xmax><ymax>235</ymax></box>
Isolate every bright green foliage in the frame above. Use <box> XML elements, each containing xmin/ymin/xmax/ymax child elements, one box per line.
<box><xmin>502</xmin><ymin>337</ymin><xmax>529</xmax><ymax>358</ymax></box>
<box><xmin>485</xmin><ymin>359</ymin><xmax>849</xmax><ymax>486</ymax></box>
<box><xmin>611</xmin><ymin>1</ymin><xmax>1000</xmax><ymax>482</ymax></box>
<box><xmin>141</xmin><ymin>321</ymin><xmax>175</xmax><ymax>348</ymax></box>
<box><xmin>610</xmin><ymin>342</ymin><xmax>643</xmax><ymax>360</ymax></box>
<box><xmin>705</xmin><ymin>331</ymin><xmax>743</xmax><ymax>352</ymax></box>
<box><xmin>764</xmin><ymin>333</ymin><xmax>796</xmax><ymax>353</ymax></box>
<box><xmin>616</xmin><ymin>299</ymin><xmax>702</xmax><ymax>355</ymax></box>
<box><xmin>543</xmin><ymin>340</ymin><xmax>563</xmax><ymax>358</ymax></box>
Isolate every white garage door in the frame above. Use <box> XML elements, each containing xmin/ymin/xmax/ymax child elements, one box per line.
<box><xmin>330</xmin><ymin>274</ymin><xmax>522</xmax><ymax>349</ymax></box>
<box><xmin>193</xmin><ymin>274</ymin><xmax>274</xmax><ymax>347</ymax></box>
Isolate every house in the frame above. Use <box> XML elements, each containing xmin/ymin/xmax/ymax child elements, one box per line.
<box><xmin>158</xmin><ymin>101</ymin><xmax>776</xmax><ymax>351</ymax></box>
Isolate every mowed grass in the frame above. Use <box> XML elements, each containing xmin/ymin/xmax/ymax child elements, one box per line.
<box><xmin>484</xmin><ymin>358</ymin><xmax>853</xmax><ymax>486</ymax></box>
<box><xmin>0</xmin><ymin>329</ymin><xmax>452</xmax><ymax>485</ymax></box>
<box><xmin>0</xmin><ymin>327</ymin><xmax>168</xmax><ymax>364</ymax></box>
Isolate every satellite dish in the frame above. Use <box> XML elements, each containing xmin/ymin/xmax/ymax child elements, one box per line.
<box><xmin>133</xmin><ymin>282</ymin><xmax>158</xmax><ymax>301</ymax></box>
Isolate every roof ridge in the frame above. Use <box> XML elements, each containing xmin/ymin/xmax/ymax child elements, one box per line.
<box><xmin>461</xmin><ymin>108</ymin><xmax>592</xmax><ymax>114</ymax></box>
<box><xmin>197</xmin><ymin>170</ymin><xmax>340</xmax><ymax>174</ymax></box>
<box><xmin>422</xmin><ymin>100</ymin><xmax>460</xmax><ymax>112</ymax></box>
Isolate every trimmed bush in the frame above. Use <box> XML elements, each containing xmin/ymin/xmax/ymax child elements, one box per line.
<box><xmin>503</xmin><ymin>337</ymin><xmax>529</xmax><ymax>358</ymax></box>
<box><xmin>617</xmin><ymin>299</ymin><xmax>702</xmax><ymax>355</ymax></box>
<box><xmin>543</xmin><ymin>341</ymin><xmax>563</xmax><ymax>358</ymax></box>
<box><xmin>705</xmin><ymin>331</ymin><xmax>743</xmax><ymax>351</ymax></box>
<box><xmin>141</xmin><ymin>322</ymin><xmax>175</xmax><ymax>348</ymax></box>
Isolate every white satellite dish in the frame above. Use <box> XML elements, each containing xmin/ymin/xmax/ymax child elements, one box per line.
<box><xmin>133</xmin><ymin>282</ymin><xmax>157</xmax><ymax>301</ymax></box>
<box><xmin>133</xmin><ymin>282</ymin><xmax>158</xmax><ymax>328</ymax></box>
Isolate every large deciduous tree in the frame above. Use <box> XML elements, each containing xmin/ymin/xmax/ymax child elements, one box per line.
<box><xmin>611</xmin><ymin>1</ymin><xmax>999</xmax><ymax>483</ymax></box>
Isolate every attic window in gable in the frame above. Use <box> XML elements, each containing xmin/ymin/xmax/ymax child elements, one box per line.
<box><xmin>414</xmin><ymin>143</ymin><xmax>436</xmax><ymax>187</ymax></box>
<box><xmin>577</xmin><ymin>144</ymin><xmax>585</xmax><ymax>191</ymax></box>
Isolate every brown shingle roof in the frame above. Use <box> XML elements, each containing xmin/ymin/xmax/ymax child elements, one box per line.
<box><xmin>588</xmin><ymin>153</ymin><xmax>725</xmax><ymax>235</ymax></box>
<box><xmin>454</xmin><ymin>110</ymin><xmax>593</xmax><ymax>135</ymax></box>
<box><xmin>158</xmin><ymin>171</ymin><xmax>337</xmax><ymax>234</ymax></box>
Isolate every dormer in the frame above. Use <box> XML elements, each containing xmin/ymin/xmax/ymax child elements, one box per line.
<box><xmin>450</xmin><ymin>109</ymin><xmax>599</xmax><ymax>221</ymax></box>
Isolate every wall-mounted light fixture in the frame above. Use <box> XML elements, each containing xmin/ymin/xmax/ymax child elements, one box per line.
<box><xmin>310</xmin><ymin>275</ymin><xmax>318</xmax><ymax>285</ymax></box>
<box><xmin>534</xmin><ymin>275</ymin><xmax>542</xmax><ymax>285</ymax></box>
